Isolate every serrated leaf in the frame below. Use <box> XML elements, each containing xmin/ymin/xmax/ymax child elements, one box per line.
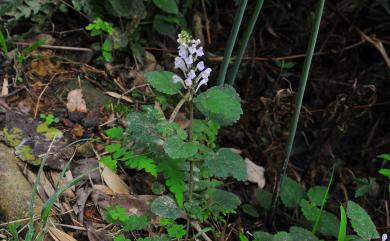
<box><xmin>289</xmin><ymin>227</ymin><xmax>319</xmax><ymax>241</ymax></box>
<box><xmin>164</xmin><ymin>136</ymin><xmax>198</xmax><ymax>159</ymax></box>
<box><xmin>122</xmin><ymin>214</ymin><xmax>149</xmax><ymax>231</ymax></box>
<box><xmin>194</xmin><ymin>85</ymin><xmax>243</xmax><ymax>126</ymax></box>
<box><xmin>207</xmin><ymin>189</ymin><xmax>241</xmax><ymax>214</ymax></box>
<box><xmin>151</xmin><ymin>196</ymin><xmax>181</xmax><ymax>219</ymax></box>
<box><xmin>272</xmin><ymin>232</ymin><xmax>293</xmax><ymax>241</ymax></box>
<box><xmin>347</xmin><ymin>201</ymin><xmax>379</xmax><ymax>240</ymax></box>
<box><xmin>205</xmin><ymin>148</ymin><xmax>246</xmax><ymax>181</ymax></box>
<box><xmin>253</xmin><ymin>231</ymin><xmax>273</xmax><ymax>241</ymax></box>
<box><xmin>280</xmin><ymin>177</ymin><xmax>306</xmax><ymax>208</ymax></box>
<box><xmin>307</xmin><ymin>186</ymin><xmax>327</xmax><ymax>206</ymax></box>
<box><xmin>158</xmin><ymin>158</ymin><xmax>186</xmax><ymax>207</ymax></box>
<box><xmin>153</xmin><ymin>15</ymin><xmax>177</xmax><ymax>36</ymax></box>
<box><xmin>255</xmin><ymin>189</ymin><xmax>272</xmax><ymax>210</ymax></box>
<box><xmin>167</xmin><ymin>224</ymin><xmax>186</xmax><ymax>239</ymax></box>
<box><xmin>124</xmin><ymin>155</ymin><xmax>157</xmax><ymax>177</ymax></box>
<box><xmin>300</xmin><ymin>199</ymin><xmax>340</xmax><ymax>237</ymax></box>
<box><xmin>145</xmin><ymin>71</ymin><xmax>181</xmax><ymax>95</ymax></box>
<box><xmin>105</xmin><ymin>127</ymin><xmax>124</xmax><ymax>140</ymax></box>
<box><xmin>152</xmin><ymin>0</ymin><xmax>178</xmax><ymax>14</ymax></box>
<box><xmin>125</xmin><ymin>107</ymin><xmax>162</xmax><ymax>144</ymax></box>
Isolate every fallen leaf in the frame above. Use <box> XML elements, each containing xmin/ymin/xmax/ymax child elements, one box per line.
<box><xmin>245</xmin><ymin>158</ymin><xmax>266</xmax><ymax>189</ymax></box>
<box><xmin>71</xmin><ymin>123</ymin><xmax>84</xmax><ymax>137</ymax></box>
<box><xmin>48</xmin><ymin>226</ymin><xmax>78</xmax><ymax>241</ymax></box>
<box><xmin>67</xmin><ymin>89</ymin><xmax>87</xmax><ymax>112</ymax></box>
<box><xmin>1</xmin><ymin>76</ymin><xmax>8</xmax><ymax>97</ymax></box>
<box><xmin>100</xmin><ymin>163</ymin><xmax>130</xmax><ymax>194</ymax></box>
<box><xmin>86</xmin><ymin>223</ymin><xmax>112</xmax><ymax>241</ymax></box>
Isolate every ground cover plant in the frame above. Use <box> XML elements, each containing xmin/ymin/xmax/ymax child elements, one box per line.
<box><xmin>0</xmin><ymin>0</ymin><xmax>389</xmax><ymax>241</ymax></box>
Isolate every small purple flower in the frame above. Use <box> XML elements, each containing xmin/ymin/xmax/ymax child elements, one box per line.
<box><xmin>196</xmin><ymin>61</ymin><xmax>205</xmax><ymax>71</ymax></box>
<box><xmin>175</xmin><ymin>57</ymin><xmax>187</xmax><ymax>73</ymax></box>
<box><xmin>382</xmin><ymin>234</ymin><xmax>388</xmax><ymax>241</ymax></box>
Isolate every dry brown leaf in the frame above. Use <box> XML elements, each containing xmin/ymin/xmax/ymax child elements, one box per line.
<box><xmin>67</xmin><ymin>89</ymin><xmax>87</xmax><ymax>112</ymax></box>
<box><xmin>71</xmin><ymin>123</ymin><xmax>84</xmax><ymax>137</ymax></box>
<box><xmin>105</xmin><ymin>91</ymin><xmax>133</xmax><ymax>103</ymax></box>
<box><xmin>93</xmin><ymin>184</ymin><xmax>114</xmax><ymax>195</ymax></box>
<box><xmin>245</xmin><ymin>158</ymin><xmax>265</xmax><ymax>188</ymax></box>
<box><xmin>100</xmin><ymin>163</ymin><xmax>130</xmax><ymax>194</ymax></box>
<box><xmin>1</xmin><ymin>76</ymin><xmax>8</xmax><ymax>97</ymax></box>
<box><xmin>48</xmin><ymin>226</ymin><xmax>78</xmax><ymax>241</ymax></box>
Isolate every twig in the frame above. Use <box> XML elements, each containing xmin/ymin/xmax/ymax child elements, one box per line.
<box><xmin>34</xmin><ymin>73</ymin><xmax>58</xmax><ymax>118</ymax></box>
<box><xmin>191</xmin><ymin>221</ymin><xmax>212</xmax><ymax>241</ymax></box>
<box><xmin>13</xmin><ymin>42</ymin><xmax>93</xmax><ymax>52</ymax></box>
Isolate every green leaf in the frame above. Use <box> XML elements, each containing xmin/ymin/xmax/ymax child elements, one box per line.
<box><xmin>307</xmin><ymin>186</ymin><xmax>327</xmax><ymax>206</ymax></box>
<box><xmin>137</xmin><ymin>235</ymin><xmax>170</xmax><ymax>241</ymax></box>
<box><xmin>167</xmin><ymin>224</ymin><xmax>186</xmax><ymax>239</ymax></box>
<box><xmin>253</xmin><ymin>231</ymin><xmax>273</xmax><ymax>241</ymax></box>
<box><xmin>272</xmin><ymin>232</ymin><xmax>293</xmax><ymax>241</ymax></box>
<box><xmin>122</xmin><ymin>214</ymin><xmax>149</xmax><ymax>231</ymax></box>
<box><xmin>123</xmin><ymin>155</ymin><xmax>157</xmax><ymax>177</ymax></box>
<box><xmin>289</xmin><ymin>227</ymin><xmax>319</xmax><ymax>241</ymax></box>
<box><xmin>114</xmin><ymin>234</ymin><xmax>131</xmax><ymax>241</ymax></box>
<box><xmin>153</xmin><ymin>15</ymin><xmax>177</xmax><ymax>36</ymax></box>
<box><xmin>145</xmin><ymin>71</ymin><xmax>181</xmax><ymax>95</ymax></box>
<box><xmin>346</xmin><ymin>201</ymin><xmax>379</xmax><ymax>240</ymax></box>
<box><xmin>158</xmin><ymin>158</ymin><xmax>185</xmax><ymax>207</ymax></box>
<box><xmin>106</xmin><ymin>206</ymin><xmax>129</xmax><ymax>223</ymax></box>
<box><xmin>164</xmin><ymin>136</ymin><xmax>198</xmax><ymax>159</ymax></box>
<box><xmin>379</xmin><ymin>168</ymin><xmax>390</xmax><ymax>177</ymax></box>
<box><xmin>205</xmin><ymin>148</ymin><xmax>246</xmax><ymax>181</ymax></box>
<box><xmin>338</xmin><ymin>205</ymin><xmax>347</xmax><ymax>241</ymax></box>
<box><xmin>151</xmin><ymin>196</ymin><xmax>182</xmax><ymax>219</ymax></box>
<box><xmin>194</xmin><ymin>85</ymin><xmax>243</xmax><ymax>126</ymax></box>
<box><xmin>255</xmin><ymin>189</ymin><xmax>272</xmax><ymax>210</ymax></box>
<box><xmin>105</xmin><ymin>127</ymin><xmax>124</xmax><ymax>140</ymax></box>
<box><xmin>377</xmin><ymin>153</ymin><xmax>390</xmax><ymax>161</ymax></box>
<box><xmin>125</xmin><ymin>107</ymin><xmax>162</xmax><ymax>144</ymax></box>
<box><xmin>107</xmin><ymin>0</ymin><xmax>146</xmax><ymax>18</ymax></box>
<box><xmin>152</xmin><ymin>0</ymin><xmax>178</xmax><ymax>14</ymax></box>
<box><xmin>207</xmin><ymin>189</ymin><xmax>241</xmax><ymax>214</ymax></box>
<box><xmin>99</xmin><ymin>156</ymin><xmax>117</xmax><ymax>172</ymax></box>
<box><xmin>300</xmin><ymin>199</ymin><xmax>340</xmax><ymax>237</ymax></box>
<box><xmin>280</xmin><ymin>177</ymin><xmax>306</xmax><ymax>208</ymax></box>
<box><xmin>242</xmin><ymin>204</ymin><xmax>259</xmax><ymax>218</ymax></box>
<box><xmin>239</xmin><ymin>233</ymin><xmax>250</xmax><ymax>241</ymax></box>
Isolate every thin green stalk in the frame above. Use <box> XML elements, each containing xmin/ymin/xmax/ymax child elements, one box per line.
<box><xmin>227</xmin><ymin>0</ymin><xmax>265</xmax><ymax>85</ymax></box>
<box><xmin>312</xmin><ymin>167</ymin><xmax>334</xmax><ymax>234</ymax></box>
<box><xmin>337</xmin><ymin>204</ymin><xmax>347</xmax><ymax>241</ymax></box>
<box><xmin>217</xmin><ymin>0</ymin><xmax>248</xmax><ymax>86</ymax></box>
<box><xmin>268</xmin><ymin>0</ymin><xmax>325</xmax><ymax>224</ymax></box>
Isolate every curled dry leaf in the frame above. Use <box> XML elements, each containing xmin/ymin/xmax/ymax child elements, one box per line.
<box><xmin>100</xmin><ymin>163</ymin><xmax>130</xmax><ymax>194</ymax></box>
<box><xmin>245</xmin><ymin>158</ymin><xmax>266</xmax><ymax>189</ymax></box>
<box><xmin>67</xmin><ymin>89</ymin><xmax>87</xmax><ymax>113</ymax></box>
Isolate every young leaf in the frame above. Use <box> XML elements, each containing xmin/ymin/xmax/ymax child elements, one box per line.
<box><xmin>193</xmin><ymin>85</ymin><xmax>243</xmax><ymax>126</ymax></box>
<box><xmin>239</xmin><ymin>233</ymin><xmax>250</xmax><ymax>241</ymax></box>
<box><xmin>114</xmin><ymin>235</ymin><xmax>131</xmax><ymax>241</ymax></box>
<box><xmin>145</xmin><ymin>71</ymin><xmax>181</xmax><ymax>95</ymax></box>
<box><xmin>106</xmin><ymin>206</ymin><xmax>129</xmax><ymax>223</ymax></box>
<box><xmin>346</xmin><ymin>201</ymin><xmax>379</xmax><ymax>240</ymax></box>
<box><xmin>151</xmin><ymin>196</ymin><xmax>181</xmax><ymax>219</ymax></box>
<box><xmin>280</xmin><ymin>177</ymin><xmax>306</xmax><ymax>208</ymax></box>
<box><xmin>205</xmin><ymin>148</ymin><xmax>246</xmax><ymax>181</ymax></box>
<box><xmin>105</xmin><ymin>127</ymin><xmax>124</xmax><ymax>140</ymax></box>
<box><xmin>377</xmin><ymin>153</ymin><xmax>390</xmax><ymax>161</ymax></box>
<box><xmin>207</xmin><ymin>189</ymin><xmax>241</xmax><ymax>214</ymax></box>
<box><xmin>163</xmin><ymin>136</ymin><xmax>198</xmax><ymax>159</ymax></box>
<box><xmin>125</xmin><ymin>108</ymin><xmax>161</xmax><ymax>144</ymax></box>
<box><xmin>167</xmin><ymin>223</ymin><xmax>186</xmax><ymax>239</ymax></box>
<box><xmin>307</xmin><ymin>186</ymin><xmax>327</xmax><ymax>206</ymax></box>
<box><xmin>152</xmin><ymin>0</ymin><xmax>178</xmax><ymax>14</ymax></box>
<box><xmin>338</xmin><ymin>205</ymin><xmax>347</xmax><ymax>241</ymax></box>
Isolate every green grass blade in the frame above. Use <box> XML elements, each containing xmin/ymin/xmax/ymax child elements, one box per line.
<box><xmin>217</xmin><ymin>0</ymin><xmax>248</xmax><ymax>85</ymax></box>
<box><xmin>269</xmin><ymin>0</ymin><xmax>325</xmax><ymax>222</ymax></box>
<box><xmin>312</xmin><ymin>167</ymin><xmax>335</xmax><ymax>234</ymax></box>
<box><xmin>0</xmin><ymin>29</ymin><xmax>8</xmax><ymax>55</ymax></box>
<box><xmin>338</xmin><ymin>205</ymin><xmax>347</xmax><ymax>241</ymax></box>
<box><xmin>227</xmin><ymin>0</ymin><xmax>265</xmax><ymax>85</ymax></box>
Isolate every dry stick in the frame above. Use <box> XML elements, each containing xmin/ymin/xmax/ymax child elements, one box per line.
<box><xmin>13</xmin><ymin>42</ymin><xmax>93</xmax><ymax>52</ymax></box>
<box><xmin>267</xmin><ymin>0</ymin><xmax>325</xmax><ymax>225</ymax></box>
<box><xmin>201</xmin><ymin>0</ymin><xmax>212</xmax><ymax>44</ymax></box>
<box><xmin>34</xmin><ymin>73</ymin><xmax>58</xmax><ymax>118</ymax></box>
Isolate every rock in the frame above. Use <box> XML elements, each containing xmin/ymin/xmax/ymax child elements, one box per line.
<box><xmin>66</xmin><ymin>79</ymin><xmax>111</xmax><ymax>110</ymax></box>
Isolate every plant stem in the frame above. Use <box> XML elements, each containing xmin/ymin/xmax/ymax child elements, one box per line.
<box><xmin>268</xmin><ymin>0</ymin><xmax>325</xmax><ymax>225</ymax></box>
<box><xmin>227</xmin><ymin>0</ymin><xmax>265</xmax><ymax>85</ymax></box>
<box><xmin>217</xmin><ymin>0</ymin><xmax>248</xmax><ymax>86</ymax></box>
<box><xmin>185</xmin><ymin>92</ymin><xmax>195</xmax><ymax>241</ymax></box>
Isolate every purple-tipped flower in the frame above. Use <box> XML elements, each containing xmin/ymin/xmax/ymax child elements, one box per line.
<box><xmin>173</xmin><ymin>31</ymin><xmax>211</xmax><ymax>92</ymax></box>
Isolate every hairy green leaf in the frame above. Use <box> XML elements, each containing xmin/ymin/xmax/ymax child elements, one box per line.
<box><xmin>307</xmin><ymin>186</ymin><xmax>327</xmax><ymax>206</ymax></box>
<box><xmin>253</xmin><ymin>231</ymin><xmax>273</xmax><ymax>241</ymax></box>
<box><xmin>122</xmin><ymin>214</ymin><xmax>149</xmax><ymax>231</ymax></box>
<box><xmin>289</xmin><ymin>227</ymin><xmax>319</xmax><ymax>241</ymax></box>
<box><xmin>272</xmin><ymin>232</ymin><xmax>293</xmax><ymax>241</ymax></box>
<box><xmin>151</xmin><ymin>196</ymin><xmax>181</xmax><ymax>219</ymax></box>
<box><xmin>255</xmin><ymin>189</ymin><xmax>272</xmax><ymax>210</ymax></box>
<box><xmin>346</xmin><ymin>201</ymin><xmax>379</xmax><ymax>240</ymax></box>
<box><xmin>152</xmin><ymin>0</ymin><xmax>178</xmax><ymax>14</ymax></box>
<box><xmin>164</xmin><ymin>136</ymin><xmax>198</xmax><ymax>159</ymax></box>
<box><xmin>280</xmin><ymin>177</ymin><xmax>306</xmax><ymax>208</ymax></box>
<box><xmin>205</xmin><ymin>148</ymin><xmax>246</xmax><ymax>181</ymax></box>
<box><xmin>145</xmin><ymin>71</ymin><xmax>181</xmax><ymax>95</ymax></box>
<box><xmin>194</xmin><ymin>85</ymin><xmax>243</xmax><ymax>126</ymax></box>
<box><xmin>125</xmin><ymin>107</ymin><xmax>162</xmax><ymax>144</ymax></box>
<box><xmin>207</xmin><ymin>189</ymin><xmax>241</xmax><ymax>214</ymax></box>
<box><xmin>153</xmin><ymin>15</ymin><xmax>178</xmax><ymax>36</ymax></box>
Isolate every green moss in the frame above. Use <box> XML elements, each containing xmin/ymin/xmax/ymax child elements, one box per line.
<box><xmin>3</xmin><ymin>127</ymin><xmax>23</xmax><ymax>147</ymax></box>
<box><xmin>36</xmin><ymin>123</ymin><xmax>63</xmax><ymax>139</ymax></box>
<box><xmin>18</xmin><ymin>145</ymin><xmax>40</xmax><ymax>165</ymax></box>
